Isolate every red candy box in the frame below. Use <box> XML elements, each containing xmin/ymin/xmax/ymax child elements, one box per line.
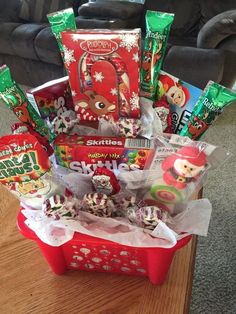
<box><xmin>54</xmin><ymin>134</ymin><xmax>154</xmax><ymax>174</ymax></box>
<box><xmin>61</xmin><ymin>29</ymin><xmax>141</xmax><ymax>121</ymax></box>
<box><xmin>26</xmin><ymin>76</ymin><xmax>74</xmax><ymax>121</ymax></box>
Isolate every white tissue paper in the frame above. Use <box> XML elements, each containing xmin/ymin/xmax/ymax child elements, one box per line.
<box><xmin>21</xmin><ymin>198</ymin><xmax>212</xmax><ymax>247</ymax></box>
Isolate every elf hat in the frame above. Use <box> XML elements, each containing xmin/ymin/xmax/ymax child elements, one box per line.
<box><xmin>158</xmin><ymin>74</ymin><xmax>175</xmax><ymax>92</ymax></box>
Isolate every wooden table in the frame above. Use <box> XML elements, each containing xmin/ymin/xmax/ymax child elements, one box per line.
<box><xmin>0</xmin><ymin>186</ymin><xmax>197</xmax><ymax>314</ymax></box>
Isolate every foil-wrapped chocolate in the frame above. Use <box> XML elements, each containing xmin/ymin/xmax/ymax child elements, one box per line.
<box><xmin>110</xmin><ymin>194</ymin><xmax>137</xmax><ymax>217</ymax></box>
<box><xmin>83</xmin><ymin>192</ymin><xmax>115</xmax><ymax>217</ymax></box>
<box><xmin>113</xmin><ymin>118</ymin><xmax>142</xmax><ymax>138</ymax></box>
<box><xmin>127</xmin><ymin>205</ymin><xmax>169</xmax><ymax>230</ymax></box>
<box><xmin>43</xmin><ymin>194</ymin><xmax>79</xmax><ymax>220</ymax></box>
<box><xmin>51</xmin><ymin>110</ymin><xmax>78</xmax><ymax>135</ymax></box>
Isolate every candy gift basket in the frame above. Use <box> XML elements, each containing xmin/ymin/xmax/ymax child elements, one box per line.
<box><xmin>17</xmin><ymin>210</ymin><xmax>192</xmax><ymax>284</ymax></box>
<box><xmin>0</xmin><ymin>9</ymin><xmax>235</xmax><ymax>284</ymax></box>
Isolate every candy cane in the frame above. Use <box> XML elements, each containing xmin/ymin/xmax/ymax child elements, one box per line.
<box><xmin>79</xmin><ymin>52</ymin><xmax>131</xmax><ymax>117</ymax></box>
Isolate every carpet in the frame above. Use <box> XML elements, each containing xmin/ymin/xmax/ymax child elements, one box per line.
<box><xmin>190</xmin><ymin>103</ymin><xmax>236</xmax><ymax>314</ymax></box>
<box><xmin>0</xmin><ymin>90</ymin><xmax>235</xmax><ymax>313</ymax></box>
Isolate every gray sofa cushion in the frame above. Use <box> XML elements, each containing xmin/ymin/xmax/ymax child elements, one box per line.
<box><xmin>144</xmin><ymin>0</ymin><xmax>201</xmax><ymax>37</ymax></box>
<box><xmin>197</xmin><ymin>10</ymin><xmax>236</xmax><ymax>49</ymax></box>
<box><xmin>78</xmin><ymin>1</ymin><xmax>143</xmax><ymax>19</ymax></box>
<box><xmin>19</xmin><ymin>0</ymin><xmax>75</xmax><ymax>22</ymax></box>
<box><xmin>75</xmin><ymin>16</ymin><xmax>128</xmax><ymax>29</ymax></box>
<box><xmin>163</xmin><ymin>46</ymin><xmax>225</xmax><ymax>89</ymax></box>
<box><xmin>0</xmin><ymin>0</ymin><xmax>22</xmax><ymax>22</ymax></box>
<box><xmin>200</xmin><ymin>0</ymin><xmax>236</xmax><ymax>27</ymax></box>
<box><xmin>11</xmin><ymin>23</ymin><xmax>48</xmax><ymax>60</ymax></box>
<box><xmin>34</xmin><ymin>27</ymin><xmax>63</xmax><ymax>66</ymax></box>
<box><xmin>1</xmin><ymin>54</ymin><xmax>64</xmax><ymax>86</ymax></box>
<box><xmin>0</xmin><ymin>23</ymin><xmax>22</xmax><ymax>55</ymax></box>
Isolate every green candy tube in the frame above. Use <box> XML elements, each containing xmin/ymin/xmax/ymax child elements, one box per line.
<box><xmin>47</xmin><ymin>8</ymin><xmax>76</xmax><ymax>59</ymax></box>
<box><xmin>0</xmin><ymin>65</ymin><xmax>55</xmax><ymax>142</ymax></box>
<box><xmin>140</xmin><ymin>10</ymin><xmax>174</xmax><ymax>99</ymax></box>
<box><xmin>179</xmin><ymin>81</ymin><xmax>236</xmax><ymax>140</ymax></box>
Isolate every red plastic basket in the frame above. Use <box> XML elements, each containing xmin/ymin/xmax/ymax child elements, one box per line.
<box><xmin>17</xmin><ymin>210</ymin><xmax>192</xmax><ymax>284</ymax></box>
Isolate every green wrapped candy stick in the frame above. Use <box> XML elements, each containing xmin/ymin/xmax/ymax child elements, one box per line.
<box><xmin>141</xmin><ymin>11</ymin><xmax>174</xmax><ymax>99</ymax></box>
<box><xmin>179</xmin><ymin>81</ymin><xmax>236</xmax><ymax>140</ymax></box>
<box><xmin>47</xmin><ymin>8</ymin><xmax>76</xmax><ymax>59</ymax></box>
<box><xmin>0</xmin><ymin>65</ymin><xmax>55</xmax><ymax>142</ymax></box>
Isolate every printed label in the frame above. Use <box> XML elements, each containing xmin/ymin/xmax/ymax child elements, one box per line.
<box><xmin>80</xmin><ymin>40</ymin><xmax>118</xmax><ymax>55</ymax></box>
<box><xmin>54</xmin><ymin>135</ymin><xmax>154</xmax><ymax>174</ymax></box>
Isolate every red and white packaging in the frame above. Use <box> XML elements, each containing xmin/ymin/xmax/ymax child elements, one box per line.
<box><xmin>54</xmin><ymin>134</ymin><xmax>154</xmax><ymax>174</ymax></box>
<box><xmin>61</xmin><ymin>29</ymin><xmax>141</xmax><ymax>122</ymax></box>
<box><xmin>26</xmin><ymin>76</ymin><xmax>74</xmax><ymax>121</ymax></box>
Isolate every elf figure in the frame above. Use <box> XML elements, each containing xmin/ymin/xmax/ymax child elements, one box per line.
<box><xmin>154</xmin><ymin>74</ymin><xmax>190</xmax><ymax>132</ymax></box>
<box><xmin>158</xmin><ymin>74</ymin><xmax>190</xmax><ymax>108</ymax></box>
<box><xmin>162</xmin><ymin>146</ymin><xmax>207</xmax><ymax>189</ymax></box>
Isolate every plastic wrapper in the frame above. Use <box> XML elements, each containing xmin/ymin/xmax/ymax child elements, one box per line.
<box><xmin>118</xmin><ymin>134</ymin><xmax>231</xmax><ymax>214</ymax></box>
<box><xmin>140</xmin><ymin>11</ymin><xmax>174</xmax><ymax>99</ymax></box>
<box><xmin>179</xmin><ymin>81</ymin><xmax>236</xmax><ymax>140</ymax></box>
<box><xmin>20</xmin><ymin>132</ymin><xmax>223</xmax><ymax>247</ymax></box>
<box><xmin>53</xmin><ymin>134</ymin><xmax>155</xmax><ymax>173</ymax></box>
<box><xmin>26</xmin><ymin>76</ymin><xmax>79</xmax><ymax>137</ymax></box>
<box><xmin>61</xmin><ymin>29</ymin><xmax>141</xmax><ymax>121</ymax></box>
<box><xmin>98</xmin><ymin>97</ymin><xmax>163</xmax><ymax>138</ymax></box>
<box><xmin>0</xmin><ymin>65</ymin><xmax>55</xmax><ymax>142</ymax></box>
<box><xmin>43</xmin><ymin>194</ymin><xmax>81</xmax><ymax>220</ymax></box>
<box><xmin>11</xmin><ymin>122</ymin><xmax>54</xmax><ymax>156</ymax></box>
<box><xmin>47</xmin><ymin>8</ymin><xmax>76</xmax><ymax>60</ymax></box>
<box><xmin>0</xmin><ymin>134</ymin><xmax>61</xmax><ymax>209</ymax></box>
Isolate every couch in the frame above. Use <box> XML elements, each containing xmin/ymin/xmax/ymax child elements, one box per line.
<box><xmin>0</xmin><ymin>0</ymin><xmax>127</xmax><ymax>86</ymax></box>
<box><xmin>79</xmin><ymin>0</ymin><xmax>236</xmax><ymax>89</ymax></box>
<box><xmin>0</xmin><ymin>0</ymin><xmax>235</xmax><ymax>89</ymax></box>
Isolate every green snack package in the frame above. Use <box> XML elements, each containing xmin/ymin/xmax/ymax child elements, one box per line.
<box><xmin>0</xmin><ymin>65</ymin><xmax>55</xmax><ymax>142</ymax></box>
<box><xmin>47</xmin><ymin>8</ymin><xmax>76</xmax><ymax>60</ymax></box>
<box><xmin>179</xmin><ymin>81</ymin><xmax>236</xmax><ymax>140</ymax></box>
<box><xmin>140</xmin><ymin>10</ymin><xmax>174</xmax><ymax>99</ymax></box>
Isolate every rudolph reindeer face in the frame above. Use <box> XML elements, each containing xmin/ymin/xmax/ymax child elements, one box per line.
<box><xmin>13</xmin><ymin>102</ymin><xmax>33</xmax><ymax>124</ymax></box>
<box><xmin>188</xmin><ymin>116</ymin><xmax>208</xmax><ymax>139</ymax></box>
<box><xmin>142</xmin><ymin>51</ymin><xmax>152</xmax><ymax>71</ymax></box>
<box><xmin>142</xmin><ymin>41</ymin><xmax>162</xmax><ymax>72</ymax></box>
<box><xmin>6</xmin><ymin>92</ymin><xmax>34</xmax><ymax>125</ymax></box>
<box><xmin>77</xmin><ymin>90</ymin><xmax>116</xmax><ymax>117</ymax></box>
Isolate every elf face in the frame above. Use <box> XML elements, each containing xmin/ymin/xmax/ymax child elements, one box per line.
<box><xmin>166</xmin><ymin>87</ymin><xmax>185</xmax><ymax>107</ymax></box>
<box><xmin>174</xmin><ymin>159</ymin><xmax>205</xmax><ymax>178</ymax></box>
